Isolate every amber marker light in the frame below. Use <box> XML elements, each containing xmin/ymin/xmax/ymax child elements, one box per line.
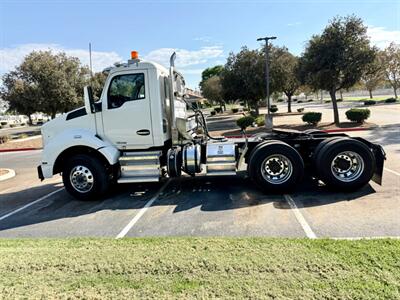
<box><xmin>131</xmin><ymin>51</ymin><xmax>139</xmax><ymax>59</ymax></box>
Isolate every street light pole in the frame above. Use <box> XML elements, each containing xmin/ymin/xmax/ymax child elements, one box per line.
<box><xmin>257</xmin><ymin>36</ymin><xmax>276</xmax><ymax>131</ymax></box>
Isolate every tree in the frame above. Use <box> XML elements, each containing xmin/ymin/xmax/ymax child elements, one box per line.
<box><xmin>202</xmin><ymin>76</ymin><xmax>224</xmax><ymax>110</ymax></box>
<box><xmin>270</xmin><ymin>47</ymin><xmax>300</xmax><ymax>112</ymax></box>
<box><xmin>221</xmin><ymin>47</ymin><xmax>265</xmax><ymax>115</ymax></box>
<box><xmin>199</xmin><ymin>65</ymin><xmax>224</xmax><ymax>91</ymax></box>
<box><xmin>91</xmin><ymin>72</ymin><xmax>108</xmax><ymax>99</ymax></box>
<box><xmin>298</xmin><ymin>15</ymin><xmax>375</xmax><ymax>124</ymax></box>
<box><xmin>298</xmin><ymin>85</ymin><xmax>314</xmax><ymax>100</ymax></box>
<box><xmin>361</xmin><ymin>53</ymin><xmax>384</xmax><ymax>99</ymax></box>
<box><xmin>1</xmin><ymin>51</ymin><xmax>89</xmax><ymax>119</ymax></box>
<box><xmin>1</xmin><ymin>71</ymin><xmax>39</xmax><ymax>124</ymax></box>
<box><xmin>380</xmin><ymin>43</ymin><xmax>400</xmax><ymax>98</ymax></box>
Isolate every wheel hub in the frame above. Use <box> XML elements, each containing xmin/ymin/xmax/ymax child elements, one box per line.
<box><xmin>266</xmin><ymin>159</ymin><xmax>283</xmax><ymax>174</ymax></box>
<box><xmin>70</xmin><ymin>165</ymin><xmax>94</xmax><ymax>193</ymax></box>
<box><xmin>335</xmin><ymin>156</ymin><xmax>351</xmax><ymax>171</ymax></box>
<box><xmin>331</xmin><ymin>151</ymin><xmax>364</xmax><ymax>182</ymax></box>
<box><xmin>261</xmin><ymin>154</ymin><xmax>293</xmax><ymax>184</ymax></box>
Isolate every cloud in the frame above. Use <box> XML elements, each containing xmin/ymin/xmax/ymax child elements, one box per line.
<box><xmin>287</xmin><ymin>22</ymin><xmax>302</xmax><ymax>27</ymax></box>
<box><xmin>0</xmin><ymin>43</ymin><xmax>123</xmax><ymax>74</ymax></box>
<box><xmin>193</xmin><ymin>36</ymin><xmax>212</xmax><ymax>43</ymax></box>
<box><xmin>144</xmin><ymin>46</ymin><xmax>224</xmax><ymax>68</ymax></box>
<box><xmin>367</xmin><ymin>25</ymin><xmax>400</xmax><ymax>48</ymax></box>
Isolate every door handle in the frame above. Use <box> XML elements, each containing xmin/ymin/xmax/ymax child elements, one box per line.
<box><xmin>136</xmin><ymin>129</ymin><xmax>150</xmax><ymax>136</ymax></box>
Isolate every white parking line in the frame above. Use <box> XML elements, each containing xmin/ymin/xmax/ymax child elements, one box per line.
<box><xmin>116</xmin><ymin>179</ymin><xmax>171</xmax><ymax>239</ymax></box>
<box><xmin>385</xmin><ymin>168</ymin><xmax>400</xmax><ymax>177</ymax></box>
<box><xmin>0</xmin><ymin>188</ymin><xmax>64</xmax><ymax>221</ymax></box>
<box><xmin>284</xmin><ymin>194</ymin><xmax>317</xmax><ymax>239</ymax></box>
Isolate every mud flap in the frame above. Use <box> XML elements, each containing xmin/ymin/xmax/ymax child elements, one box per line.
<box><xmin>372</xmin><ymin>145</ymin><xmax>386</xmax><ymax>185</ymax></box>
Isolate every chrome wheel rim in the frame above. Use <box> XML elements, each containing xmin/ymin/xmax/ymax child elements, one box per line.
<box><xmin>331</xmin><ymin>151</ymin><xmax>364</xmax><ymax>182</ymax></box>
<box><xmin>261</xmin><ymin>154</ymin><xmax>293</xmax><ymax>184</ymax></box>
<box><xmin>70</xmin><ymin>165</ymin><xmax>94</xmax><ymax>193</ymax></box>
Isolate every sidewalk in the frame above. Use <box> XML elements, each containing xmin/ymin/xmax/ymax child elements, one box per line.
<box><xmin>0</xmin><ymin>135</ymin><xmax>42</xmax><ymax>151</ymax></box>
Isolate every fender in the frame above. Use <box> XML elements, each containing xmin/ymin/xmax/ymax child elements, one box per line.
<box><xmin>40</xmin><ymin>129</ymin><xmax>120</xmax><ymax>178</ymax></box>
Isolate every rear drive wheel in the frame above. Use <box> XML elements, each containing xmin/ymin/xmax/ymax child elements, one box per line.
<box><xmin>313</xmin><ymin>137</ymin><xmax>347</xmax><ymax>161</ymax></box>
<box><xmin>315</xmin><ymin>138</ymin><xmax>375</xmax><ymax>191</ymax></box>
<box><xmin>62</xmin><ymin>154</ymin><xmax>110</xmax><ymax>200</ymax></box>
<box><xmin>248</xmin><ymin>141</ymin><xmax>304</xmax><ymax>192</ymax></box>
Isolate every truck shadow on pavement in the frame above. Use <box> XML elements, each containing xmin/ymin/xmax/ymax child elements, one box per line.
<box><xmin>157</xmin><ymin>176</ymin><xmax>376</xmax><ymax>212</ymax></box>
<box><xmin>0</xmin><ymin>175</ymin><xmax>376</xmax><ymax>232</ymax></box>
<box><xmin>365</xmin><ymin>127</ymin><xmax>400</xmax><ymax>147</ymax></box>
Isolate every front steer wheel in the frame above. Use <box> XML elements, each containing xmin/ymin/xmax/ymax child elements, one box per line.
<box><xmin>248</xmin><ymin>141</ymin><xmax>304</xmax><ymax>193</ymax></box>
<box><xmin>62</xmin><ymin>154</ymin><xmax>110</xmax><ymax>201</ymax></box>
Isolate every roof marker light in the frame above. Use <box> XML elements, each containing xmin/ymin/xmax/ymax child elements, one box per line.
<box><xmin>131</xmin><ymin>51</ymin><xmax>139</xmax><ymax>59</ymax></box>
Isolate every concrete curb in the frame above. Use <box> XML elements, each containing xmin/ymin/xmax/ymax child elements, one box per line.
<box><xmin>323</xmin><ymin>127</ymin><xmax>375</xmax><ymax>133</ymax></box>
<box><xmin>0</xmin><ymin>168</ymin><xmax>16</xmax><ymax>181</ymax></box>
<box><xmin>0</xmin><ymin>147</ymin><xmax>42</xmax><ymax>153</ymax></box>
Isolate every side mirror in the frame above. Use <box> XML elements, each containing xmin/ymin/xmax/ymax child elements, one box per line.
<box><xmin>84</xmin><ymin>86</ymin><xmax>95</xmax><ymax>114</ymax></box>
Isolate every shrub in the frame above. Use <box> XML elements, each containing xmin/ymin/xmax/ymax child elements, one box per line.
<box><xmin>385</xmin><ymin>97</ymin><xmax>396</xmax><ymax>103</ymax></box>
<box><xmin>255</xmin><ymin>115</ymin><xmax>265</xmax><ymax>126</ymax></box>
<box><xmin>307</xmin><ymin>99</ymin><xmax>314</xmax><ymax>102</ymax></box>
<box><xmin>297</xmin><ymin>100</ymin><xmax>303</xmax><ymax>103</ymax></box>
<box><xmin>243</xmin><ymin>108</ymin><xmax>249</xmax><ymax>112</ymax></box>
<box><xmin>236</xmin><ymin>116</ymin><xmax>255</xmax><ymax>130</ymax></box>
<box><xmin>297</xmin><ymin>108</ymin><xmax>305</xmax><ymax>112</ymax></box>
<box><xmin>364</xmin><ymin>100</ymin><xmax>376</xmax><ymax>106</ymax></box>
<box><xmin>270</xmin><ymin>106</ymin><xmax>278</xmax><ymax>113</ymax></box>
<box><xmin>210</xmin><ymin>110</ymin><xmax>216</xmax><ymax>116</ymax></box>
<box><xmin>277</xmin><ymin>99</ymin><xmax>284</xmax><ymax>102</ymax></box>
<box><xmin>0</xmin><ymin>135</ymin><xmax>10</xmax><ymax>144</ymax></box>
<box><xmin>232</xmin><ymin>108</ymin><xmax>239</xmax><ymax>113</ymax></box>
<box><xmin>345</xmin><ymin>108</ymin><xmax>370</xmax><ymax>123</ymax></box>
<box><xmin>249</xmin><ymin>110</ymin><xmax>258</xmax><ymax>117</ymax></box>
<box><xmin>302</xmin><ymin>112</ymin><xmax>322</xmax><ymax>125</ymax></box>
<box><xmin>203</xmin><ymin>101</ymin><xmax>212</xmax><ymax>108</ymax></box>
<box><xmin>214</xmin><ymin>107</ymin><xmax>222</xmax><ymax>113</ymax></box>
<box><xmin>337</xmin><ymin>98</ymin><xmax>343</xmax><ymax>102</ymax></box>
<box><xmin>325</xmin><ymin>100</ymin><xmax>331</xmax><ymax>103</ymax></box>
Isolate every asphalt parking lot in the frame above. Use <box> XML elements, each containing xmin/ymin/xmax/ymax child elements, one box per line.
<box><xmin>0</xmin><ymin>127</ymin><xmax>399</xmax><ymax>239</ymax></box>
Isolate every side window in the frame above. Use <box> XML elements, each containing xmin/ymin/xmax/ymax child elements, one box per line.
<box><xmin>108</xmin><ymin>73</ymin><xmax>145</xmax><ymax>109</ymax></box>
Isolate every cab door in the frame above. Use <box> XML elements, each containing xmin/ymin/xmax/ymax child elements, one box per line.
<box><xmin>101</xmin><ymin>70</ymin><xmax>154</xmax><ymax>148</ymax></box>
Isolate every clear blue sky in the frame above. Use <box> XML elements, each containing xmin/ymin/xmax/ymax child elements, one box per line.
<box><xmin>1</xmin><ymin>0</ymin><xmax>399</xmax><ymax>88</ymax></box>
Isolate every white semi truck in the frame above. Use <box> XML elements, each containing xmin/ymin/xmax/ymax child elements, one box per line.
<box><xmin>38</xmin><ymin>51</ymin><xmax>385</xmax><ymax>200</ymax></box>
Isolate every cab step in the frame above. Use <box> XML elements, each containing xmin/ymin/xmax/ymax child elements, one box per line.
<box><xmin>118</xmin><ymin>151</ymin><xmax>161</xmax><ymax>183</ymax></box>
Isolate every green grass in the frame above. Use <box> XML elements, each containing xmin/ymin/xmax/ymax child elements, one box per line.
<box><xmin>314</xmin><ymin>96</ymin><xmax>397</xmax><ymax>102</ymax></box>
<box><xmin>0</xmin><ymin>238</ymin><xmax>399</xmax><ymax>299</ymax></box>
<box><xmin>340</xmin><ymin>96</ymin><xmax>396</xmax><ymax>102</ymax></box>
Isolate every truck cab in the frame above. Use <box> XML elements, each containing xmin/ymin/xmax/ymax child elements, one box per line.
<box><xmin>38</xmin><ymin>51</ymin><xmax>385</xmax><ymax>201</ymax></box>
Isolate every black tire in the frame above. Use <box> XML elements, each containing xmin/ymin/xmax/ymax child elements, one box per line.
<box><xmin>248</xmin><ymin>141</ymin><xmax>304</xmax><ymax>193</ymax></box>
<box><xmin>315</xmin><ymin>138</ymin><xmax>375</xmax><ymax>191</ymax></box>
<box><xmin>62</xmin><ymin>154</ymin><xmax>110</xmax><ymax>201</ymax></box>
<box><xmin>312</xmin><ymin>137</ymin><xmax>348</xmax><ymax>163</ymax></box>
